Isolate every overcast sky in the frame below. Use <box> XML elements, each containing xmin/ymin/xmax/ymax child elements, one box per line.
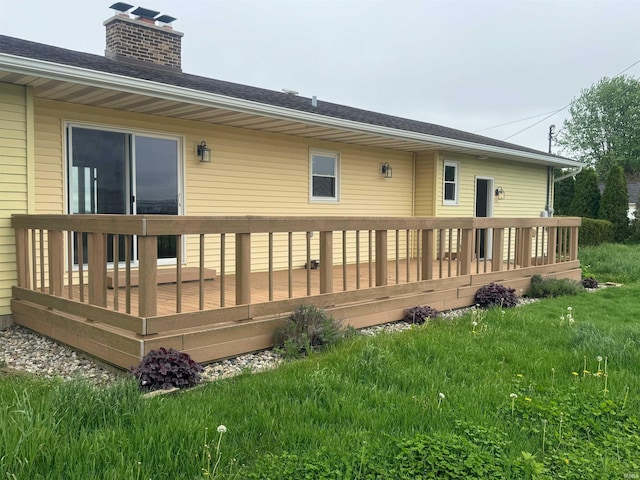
<box><xmin>1</xmin><ymin>0</ymin><xmax>639</xmax><ymax>154</ymax></box>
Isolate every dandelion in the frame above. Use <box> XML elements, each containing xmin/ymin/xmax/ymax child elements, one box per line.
<box><xmin>583</xmin><ymin>356</ymin><xmax>587</xmax><ymax>378</ymax></box>
<box><xmin>571</xmin><ymin>371</ymin><xmax>579</xmax><ymax>377</ymax></box>
<box><xmin>541</xmin><ymin>419</ymin><xmax>548</xmax><ymax>454</ymax></box>
<box><xmin>510</xmin><ymin>393</ymin><xmax>517</xmax><ymax>414</ymax></box>
<box><xmin>596</xmin><ymin>356</ymin><xmax>603</xmax><ymax>377</ymax></box>
<box><xmin>525</xmin><ymin>397</ymin><xmax>532</xmax><ymax>402</ymax></box>
<box><xmin>438</xmin><ymin>392</ymin><xmax>445</xmax><ymax>408</ymax></box>
<box><xmin>551</xmin><ymin>367</ymin><xmax>556</xmax><ymax>390</ymax></box>
<box><xmin>217</xmin><ymin>425</ymin><xmax>227</xmax><ymax>433</ymax></box>
<box><xmin>516</xmin><ymin>374</ymin><xmax>523</xmax><ymax>378</ymax></box>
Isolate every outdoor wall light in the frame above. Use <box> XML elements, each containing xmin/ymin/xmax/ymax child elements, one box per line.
<box><xmin>197</xmin><ymin>141</ymin><xmax>211</xmax><ymax>163</ymax></box>
<box><xmin>495</xmin><ymin>186</ymin><xmax>505</xmax><ymax>200</ymax></box>
<box><xmin>380</xmin><ymin>162</ymin><xmax>393</xmax><ymax>178</ymax></box>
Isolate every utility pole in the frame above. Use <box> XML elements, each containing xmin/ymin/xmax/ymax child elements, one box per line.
<box><xmin>548</xmin><ymin>124</ymin><xmax>556</xmax><ymax>154</ymax></box>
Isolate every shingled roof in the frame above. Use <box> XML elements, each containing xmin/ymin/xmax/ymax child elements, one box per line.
<box><xmin>0</xmin><ymin>34</ymin><xmax>571</xmax><ymax>161</ymax></box>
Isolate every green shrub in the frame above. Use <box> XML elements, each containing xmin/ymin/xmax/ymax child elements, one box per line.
<box><xmin>474</xmin><ymin>282</ymin><xmax>518</xmax><ymax>308</ymax></box>
<box><xmin>570</xmin><ymin>168</ymin><xmax>600</xmax><ymax>218</ymax></box>
<box><xmin>553</xmin><ymin>174</ymin><xmax>575</xmax><ymax>216</ymax></box>
<box><xmin>578</xmin><ymin>217</ymin><xmax>613</xmax><ymax>246</ymax></box>
<box><xmin>274</xmin><ymin>305</ymin><xmax>346</xmax><ymax>358</ymax></box>
<box><xmin>527</xmin><ymin>274</ymin><xmax>585</xmax><ymax>298</ymax></box>
<box><xmin>599</xmin><ymin>165</ymin><xmax>629</xmax><ymax>242</ymax></box>
<box><xmin>404</xmin><ymin>305</ymin><xmax>439</xmax><ymax>324</ymax></box>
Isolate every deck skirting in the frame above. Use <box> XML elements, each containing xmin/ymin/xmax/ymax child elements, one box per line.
<box><xmin>11</xmin><ymin>261</ymin><xmax>581</xmax><ymax>369</ymax></box>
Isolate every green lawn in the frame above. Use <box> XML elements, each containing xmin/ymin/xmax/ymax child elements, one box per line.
<box><xmin>2</xmin><ymin>243</ymin><xmax>640</xmax><ymax>479</ymax></box>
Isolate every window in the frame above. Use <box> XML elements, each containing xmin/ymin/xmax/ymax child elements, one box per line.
<box><xmin>443</xmin><ymin>161</ymin><xmax>459</xmax><ymax>204</ymax></box>
<box><xmin>67</xmin><ymin>124</ymin><xmax>183</xmax><ymax>264</ymax></box>
<box><xmin>310</xmin><ymin>150</ymin><xmax>339</xmax><ymax>202</ymax></box>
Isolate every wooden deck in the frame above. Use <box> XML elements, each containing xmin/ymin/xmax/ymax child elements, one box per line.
<box><xmin>10</xmin><ymin>214</ymin><xmax>582</xmax><ymax>369</ymax></box>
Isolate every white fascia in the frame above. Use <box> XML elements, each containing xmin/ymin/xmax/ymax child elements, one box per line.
<box><xmin>0</xmin><ymin>53</ymin><xmax>582</xmax><ymax>168</ymax></box>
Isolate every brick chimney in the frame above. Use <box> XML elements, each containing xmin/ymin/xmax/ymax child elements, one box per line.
<box><xmin>104</xmin><ymin>6</ymin><xmax>183</xmax><ymax>72</ymax></box>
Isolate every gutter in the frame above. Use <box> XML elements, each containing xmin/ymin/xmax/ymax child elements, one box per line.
<box><xmin>0</xmin><ymin>53</ymin><xmax>582</xmax><ymax>169</ymax></box>
<box><xmin>554</xmin><ymin>166</ymin><xmax>583</xmax><ymax>182</ymax></box>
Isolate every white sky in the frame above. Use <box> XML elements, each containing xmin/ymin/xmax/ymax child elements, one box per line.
<box><xmin>1</xmin><ymin>0</ymin><xmax>639</xmax><ymax>154</ymax></box>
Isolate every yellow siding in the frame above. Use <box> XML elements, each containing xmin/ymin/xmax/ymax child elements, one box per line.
<box><xmin>0</xmin><ymin>83</ymin><xmax>29</xmax><ymax>315</ymax></box>
<box><xmin>415</xmin><ymin>151</ymin><xmax>435</xmax><ymax>216</ymax></box>
<box><xmin>434</xmin><ymin>151</ymin><xmax>548</xmax><ymax>218</ymax></box>
<box><xmin>33</xmin><ymin>99</ymin><xmax>414</xmax><ymax>272</ymax></box>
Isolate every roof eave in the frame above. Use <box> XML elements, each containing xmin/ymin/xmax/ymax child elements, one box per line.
<box><xmin>0</xmin><ymin>53</ymin><xmax>581</xmax><ymax>168</ymax></box>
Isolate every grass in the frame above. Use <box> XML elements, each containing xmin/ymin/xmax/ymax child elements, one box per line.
<box><xmin>1</xmin><ymin>243</ymin><xmax>640</xmax><ymax>478</ymax></box>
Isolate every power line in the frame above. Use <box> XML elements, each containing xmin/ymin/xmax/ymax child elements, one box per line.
<box><xmin>500</xmin><ymin>60</ymin><xmax>640</xmax><ymax>140</ymax></box>
<box><xmin>502</xmin><ymin>104</ymin><xmax>569</xmax><ymax>141</ymax></box>
<box><xmin>500</xmin><ymin>58</ymin><xmax>640</xmax><ymax>142</ymax></box>
<box><xmin>474</xmin><ymin>109</ymin><xmax>561</xmax><ymax>132</ymax></box>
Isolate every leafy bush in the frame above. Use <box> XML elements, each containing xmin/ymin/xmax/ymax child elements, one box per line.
<box><xmin>274</xmin><ymin>305</ymin><xmax>346</xmax><ymax>358</ymax></box>
<box><xmin>579</xmin><ymin>217</ymin><xmax>614</xmax><ymax>246</ymax></box>
<box><xmin>581</xmin><ymin>277</ymin><xmax>599</xmax><ymax>289</ymax></box>
<box><xmin>404</xmin><ymin>305</ymin><xmax>439</xmax><ymax>324</ymax></box>
<box><xmin>527</xmin><ymin>274</ymin><xmax>585</xmax><ymax>298</ymax></box>
<box><xmin>130</xmin><ymin>347</ymin><xmax>203</xmax><ymax>392</ymax></box>
<box><xmin>474</xmin><ymin>282</ymin><xmax>518</xmax><ymax>308</ymax></box>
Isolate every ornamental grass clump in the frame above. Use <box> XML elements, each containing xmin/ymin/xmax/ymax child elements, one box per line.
<box><xmin>130</xmin><ymin>347</ymin><xmax>203</xmax><ymax>392</ymax></box>
<box><xmin>527</xmin><ymin>274</ymin><xmax>585</xmax><ymax>298</ymax></box>
<box><xmin>403</xmin><ymin>305</ymin><xmax>440</xmax><ymax>324</ymax></box>
<box><xmin>274</xmin><ymin>305</ymin><xmax>347</xmax><ymax>358</ymax></box>
<box><xmin>474</xmin><ymin>282</ymin><xmax>518</xmax><ymax>308</ymax></box>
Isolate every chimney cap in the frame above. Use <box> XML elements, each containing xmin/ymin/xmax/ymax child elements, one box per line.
<box><xmin>155</xmin><ymin>14</ymin><xmax>177</xmax><ymax>24</ymax></box>
<box><xmin>131</xmin><ymin>6</ymin><xmax>160</xmax><ymax>20</ymax></box>
<box><xmin>110</xmin><ymin>2</ymin><xmax>134</xmax><ymax>13</ymax></box>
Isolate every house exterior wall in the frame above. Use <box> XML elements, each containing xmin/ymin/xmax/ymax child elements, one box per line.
<box><xmin>32</xmin><ymin>98</ymin><xmax>414</xmax><ymax>272</ymax></box>
<box><xmin>414</xmin><ymin>151</ymin><xmax>436</xmax><ymax>216</ymax></box>
<box><xmin>0</xmin><ymin>83</ymin><xmax>32</xmax><ymax>318</ymax></box>
<box><xmin>434</xmin><ymin>152</ymin><xmax>548</xmax><ymax>218</ymax></box>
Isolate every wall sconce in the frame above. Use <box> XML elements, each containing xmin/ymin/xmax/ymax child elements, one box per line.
<box><xmin>380</xmin><ymin>162</ymin><xmax>393</xmax><ymax>178</ymax></box>
<box><xmin>495</xmin><ymin>186</ymin><xmax>505</xmax><ymax>200</ymax></box>
<box><xmin>197</xmin><ymin>140</ymin><xmax>211</xmax><ymax>163</ymax></box>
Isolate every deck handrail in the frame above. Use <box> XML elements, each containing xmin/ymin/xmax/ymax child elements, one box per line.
<box><xmin>12</xmin><ymin>214</ymin><xmax>581</xmax><ymax>327</ymax></box>
<box><xmin>11</xmin><ymin>214</ymin><xmax>581</xmax><ymax>235</ymax></box>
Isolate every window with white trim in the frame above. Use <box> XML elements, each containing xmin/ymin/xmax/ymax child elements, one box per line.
<box><xmin>443</xmin><ymin>161</ymin><xmax>459</xmax><ymax>204</ymax></box>
<box><xmin>310</xmin><ymin>150</ymin><xmax>339</xmax><ymax>202</ymax></box>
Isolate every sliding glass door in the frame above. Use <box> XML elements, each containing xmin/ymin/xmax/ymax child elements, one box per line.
<box><xmin>68</xmin><ymin>125</ymin><xmax>182</xmax><ymax>264</ymax></box>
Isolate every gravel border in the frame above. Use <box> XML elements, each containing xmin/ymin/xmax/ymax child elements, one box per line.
<box><xmin>0</xmin><ymin>299</ymin><xmax>540</xmax><ymax>387</ymax></box>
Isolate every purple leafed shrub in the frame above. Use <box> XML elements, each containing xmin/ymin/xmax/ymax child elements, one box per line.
<box><xmin>130</xmin><ymin>347</ymin><xmax>203</xmax><ymax>392</ymax></box>
<box><xmin>474</xmin><ymin>282</ymin><xmax>518</xmax><ymax>309</ymax></box>
<box><xmin>404</xmin><ymin>305</ymin><xmax>440</xmax><ymax>324</ymax></box>
<box><xmin>581</xmin><ymin>277</ymin><xmax>599</xmax><ymax>289</ymax></box>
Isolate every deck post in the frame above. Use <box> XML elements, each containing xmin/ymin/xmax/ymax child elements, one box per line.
<box><xmin>569</xmin><ymin>226</ymin><xmax>579</xmax><ymax>261</ymax></box>
<box><xmin>138</xmin><ymin>235</ymin><xmax>158</xmax><ymax>317</ymax></box>
<box><xmin>319</xmin><ymin>231</ymin><xmax>333</xmax><ymax>294</ymax></box>
<box><xmin>87</xmin><ymin>232</ymin><xmax>107</xmax><ymax>307</ymax></box>
<box><xmin>236</xmin><ymin>232</ymin><xmax>251</xmax><ymax>305</ymax></box>
<box><xmin>422</xmin><ymin>229</ymin><xmax>434</xmax><ymax>280</ymax></box>
<box><xmin>15</xmin><ymin>228</ymin><xmax>30</xmax><ymax>289</ymax></box>
<box><xmin>375</xmin><ymin>230</ymin><xmax>387</xmax><ymax>286</ymax></box>
<box><xmin>491</xmin><ymin>228</ymin><xmax>504</xmax><ymax>272</ymax></box>
<box><xmin>47</xmin><ymin>230</ymin><xmax>64</xmax><ymax>296</ymax></box>
<box><xmin>459</xmin><ymin>228</ymin><xmax>473</xmax><ymax>275</ymax></box>
<box><xmin>546</xmin><ymin>227</ymin><xmax>557</xmax><ymax>264</ymax></box>
<box><xmin>521</xmin><ymin>227</ymin><xmax>533</xmax><ymax>267</ymax></box>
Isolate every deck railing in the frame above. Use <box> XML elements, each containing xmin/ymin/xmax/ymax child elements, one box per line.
<box><xmin>12</xmin><ymin>215</ymin><xmax>580</xmax><ymax>335</ymax></box>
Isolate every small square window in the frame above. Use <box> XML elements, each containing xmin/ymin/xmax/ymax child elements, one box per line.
<box><xmin>310</xmin><ymin>150</ymin><xmax>339</xmax><ymax>202</ymax></box>
<box><xmin>443</xmin><ymin>161</ymin><xmax>459</xmax><ymax>204</ymax></box>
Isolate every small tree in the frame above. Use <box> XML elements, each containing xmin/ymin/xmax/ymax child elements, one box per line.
<box><xmin>599</xmin><ymin>165</ymin><xmax>629</xmax><ymax>242</ymax></box>
<box><xmin>553</xmin><ymin>173</ymin><xmax>575</xmax><ymax>216</ymax></box>
<box><xmin>569</xmin><ymin>168</ymin><xmax>600</xmax><ymax>218</ymax></box>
